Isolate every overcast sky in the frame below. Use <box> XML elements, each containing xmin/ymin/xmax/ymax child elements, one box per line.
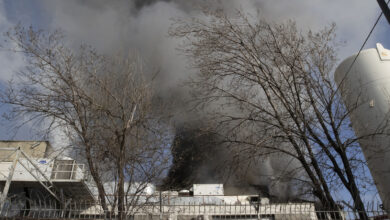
<box><xmin>0</xmin><ymin>0</ymin><xmax>389</xmax><ymax>141</ymax></box>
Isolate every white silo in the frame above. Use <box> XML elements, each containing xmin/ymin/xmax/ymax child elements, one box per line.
<box><xmin>334</xmin><ymin>43</ymin><xmax>390</xmax><ymax>213</ymax></box>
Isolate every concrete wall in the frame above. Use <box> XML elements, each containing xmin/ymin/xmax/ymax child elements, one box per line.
<box><xmin>0</xmin><ymin>141</ymin><xmax>51</xmax><ymax>161</ymax></box>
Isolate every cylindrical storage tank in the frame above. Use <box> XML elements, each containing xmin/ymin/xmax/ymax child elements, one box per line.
<box><xmin>334</xmin><ymin>43</ymin><xmax>390</xmax><ymax>213</ymax></box>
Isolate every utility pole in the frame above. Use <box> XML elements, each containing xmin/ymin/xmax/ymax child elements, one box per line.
<box><xmin>378</xmin><ymin>0</ymin><xmax>390</xmax><ymax>24</ymax></box>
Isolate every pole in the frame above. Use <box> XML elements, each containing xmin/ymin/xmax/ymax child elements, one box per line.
<box><xmin>159</xmin><ymin>190</ymin><xmax>162</xmax><ymax>220</ymax></box>
<box><xmin>0</xmin><ymin>148</ymin><xmax>20</xmax><ymax>213</ymax></box>
<box><xmin>377</xmin><ymin>0</ymin><xmax>390</xmax><ymax>24</ymax></box>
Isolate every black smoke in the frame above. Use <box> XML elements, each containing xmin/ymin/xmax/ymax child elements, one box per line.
<box><xmin>162</xmin><ymin>123</ymin><xmax>225</xmax><ymax>189</ymax></box>
<box><xmin>161</xmin><ymin>123</ymin><xmax>276</xmax><ymax>198</ymax></box>
<box><xmin>161</xmin><ymin>120</ymin><xmax>310</xmax><ymax>201</ymax></box>
<box><xmin>133</xmin><ymin>0</ymin><xmax>170</xmax><ymax>9</ymax></box>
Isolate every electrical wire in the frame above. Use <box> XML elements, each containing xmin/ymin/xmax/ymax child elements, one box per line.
<box><xmin>341</xmin><ymin>0</ymin><xmax>389</xmax><ymax>81</ymax></box>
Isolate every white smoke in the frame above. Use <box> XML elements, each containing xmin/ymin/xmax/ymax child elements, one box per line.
<box><xmin>0</xmin><ymin>1</ymin><xmax>25</xmax><ymax>82</ymax></box>
<box><xmin>36</xmin><ymin>0</ymin><xmax>386</xmax><ymax>91</ymax></box>
<box><xmin>0</xmin><ymin>1</ymin><xmax>386</xmax><ymax>85</ymax></box>
<box><xmin>0</xmin><ymin>0</ymin><xmax>386</xmax><ymax>198</ymax></box>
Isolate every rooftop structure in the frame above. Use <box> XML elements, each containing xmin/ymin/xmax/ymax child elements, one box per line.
<box><xmin>0</xmin><ymin>141</ymin><xmax>94</xmax><ymax>213</ymax></box>
<box><xmin>193</xmin><ymin>184</ymin><xmax>224</xmax><ymax>196</ymax></box>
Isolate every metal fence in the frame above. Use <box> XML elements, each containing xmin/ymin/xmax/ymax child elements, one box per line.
<box><xmin>0</xmin><ymin>196</ymin><xmax>388</xmax><ymax>220</ymax></box>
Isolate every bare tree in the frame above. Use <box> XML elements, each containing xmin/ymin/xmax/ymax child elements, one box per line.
<box><xmin>170</xmin><ymin>10</ymin><xmax>374</xmax><ymax>219</ymax></box>
<box><xmin>0</xmin><ymin>25</ymin><xmax>170</xmax><ymax>219</ymax></box>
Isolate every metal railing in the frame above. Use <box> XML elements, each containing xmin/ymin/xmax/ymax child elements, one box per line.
<box><xmin>51</xmin><ymin>161</ymin><xmax>86</xmax><ymax>181</ymax></box>
<box><xmin>0</xmin><ymin>196</ymin><xmax>388</xmax><ymax>220</ymax></box>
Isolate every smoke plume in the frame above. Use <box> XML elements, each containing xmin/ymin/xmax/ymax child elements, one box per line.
<box><xmin>163</xmin><ymin>123</ymin><xmax>307</xmax><ymax>201</ymax></box>
<box><xmin>0</xmin><ymin>0</ymin><xmax>385</xmax><ymax>200</ymax></box>
<box><xmin>35</xmin><ymin>0</ymin><xmax>383</xmax><ymax>95</ymax></box>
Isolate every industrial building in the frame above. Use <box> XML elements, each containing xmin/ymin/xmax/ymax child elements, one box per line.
<box><xmin>0</xmin><ymin>140</ymin><xmax>386</xmax><ymax>219</ymax></box>
<box><xmin>0</xmin><ymin>141</ymin><xmax>328</xmax><ymax>219</ymax></box>
<box><xmin>0</xmin><ymin>141</ymin><xmax>94</xmax><ymax>217</ymax></box>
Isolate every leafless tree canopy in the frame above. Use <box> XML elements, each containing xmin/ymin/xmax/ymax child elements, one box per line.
<box><xmin>0</xmin><ymin>25</ymin><xmax>171</xmax><ymax>218</ymax></box>
<box><xmin>170</xmin><ymin>10</ymin><xmax>374</xmax><ymax>219</ymax></box>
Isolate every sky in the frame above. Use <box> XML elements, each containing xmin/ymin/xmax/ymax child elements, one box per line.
<box><xmin>0</xmin><ymin>0</ymin><xmax>389</xmax><ymax>140</ymax></box>
<box><xmin>0</xmin><ymin>0</ymin><xmax>389</xmax><ymax>203</ymax></box>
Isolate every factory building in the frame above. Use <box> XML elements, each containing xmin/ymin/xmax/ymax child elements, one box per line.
<box><xmin>0</xmin><ymin>141</ymin><xmax>94</xmax><ymax>216</ymax></box>
<box><xmin>0</xmin><ymin>141</ymin><xmax>325</xmax><ymax>219</ymax></box>
<box><xmin>80</xmin><ymin>184</ymin><xmax>319</xmax><ymax>220</ymax></box>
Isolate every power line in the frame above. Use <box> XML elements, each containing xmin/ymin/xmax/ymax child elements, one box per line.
<box><xmin>335</xmin><ymin>1</ymin><xmax>389</xmax><ymax>93</ymax></box>
<box><xmin>342</xmin><ymin>2</ymin><xmax>388</xmax><ymax>81</ymax></box>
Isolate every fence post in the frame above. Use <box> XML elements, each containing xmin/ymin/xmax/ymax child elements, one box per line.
<box><xmin>160</xmin><ymin>190</ymin><xmax>162</xmax><ymax>220</ymax></box>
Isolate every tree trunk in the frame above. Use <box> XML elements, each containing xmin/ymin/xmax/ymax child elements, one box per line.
<box><xmin>85</xmin><ymin>142</ymin><xmax>108</xmax><ymax>212</ymax></box>
<box><xmin>340</xmin><ymin>152</ymin><xmax>368</xmax><ymax>220</ymax></box>
<box><xmin>117</xmin><ymin>134</ymin><xmax>126</xmax><ymax>220</ymax></box>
